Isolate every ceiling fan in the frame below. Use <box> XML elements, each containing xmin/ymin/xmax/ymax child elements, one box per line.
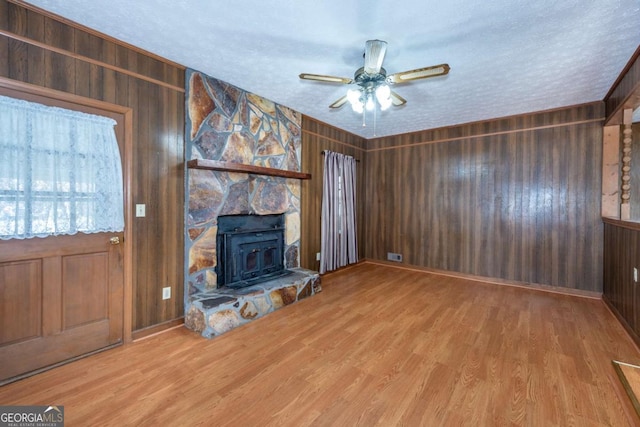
<box><xmin>299</xmin><ymin>39</ymin><xmax>450</xmax><ymax>113</ymax></box>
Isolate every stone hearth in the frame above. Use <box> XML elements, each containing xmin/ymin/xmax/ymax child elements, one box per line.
<box><xmin>185</xmin><ymin>268</ymin><xmax>320</xmax><ymax>338</ymax></box>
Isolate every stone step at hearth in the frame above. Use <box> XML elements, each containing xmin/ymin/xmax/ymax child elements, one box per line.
<box><xmin>185</xmin><ymin>268</ymin><xmax>321</xmax><ymax>339</ymax></box>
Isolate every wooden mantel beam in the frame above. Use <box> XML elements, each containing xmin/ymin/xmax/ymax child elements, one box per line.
<box><xmin>186</xmin><ymin>159</ymin><xmax>311</xmax><ymax>180</ymax></box>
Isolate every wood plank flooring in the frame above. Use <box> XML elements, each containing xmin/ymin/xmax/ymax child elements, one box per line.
<box><xmin>1</xmin><ymin>263</ymin><xmax>639</xmax><ymax>426</ymax></box>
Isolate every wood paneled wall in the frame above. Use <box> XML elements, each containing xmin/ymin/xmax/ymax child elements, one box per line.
<box><xmin>302</xmin><ymin>103</ymin><xmax>605</xmax><ymax>292</ymax></box>
<box><xmin>604</xmin><ymin>44</ymin><xmax>640</xmax><ymax>125</ymax></box>
<box><xmin>603</xmin><ymin>219</ymin><xmax>640</xmax><ymax>345</ymax></box>
<box><xmin>0</xmin><ymin>0</ymin><xmax>185</xmax><ymax>331</ymax></box>
<box><xmin>300</xmin><ymin>117</ymin><xmax>366</xmax><ymax>270</ymax></box>
<box><xmin>364</xmin><ymin>103</ymin><xmax>605</xmax><ymax>291</ymax></box>
<box><xmin>602</xmin><ymin>44</ymin><xmax>640</xmax><ymax>346</ymax></box>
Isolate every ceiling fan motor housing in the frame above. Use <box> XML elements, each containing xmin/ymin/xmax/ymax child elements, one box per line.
<box><xmin>354</xmin><ymin>67</ymin><xmax>388</xmax><ymax>92</ymax></box>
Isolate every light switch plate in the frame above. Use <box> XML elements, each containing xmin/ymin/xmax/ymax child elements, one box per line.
<box><xmin>136</xmin><ymin>204</ymin><xmax>146</xmax><ymax>217</ymax></box>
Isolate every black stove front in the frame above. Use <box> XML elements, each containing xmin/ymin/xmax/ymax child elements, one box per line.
<box><xmin>216</xmin><ymin>214</ymin><xmax>289</xmax><ymax>288</ymax></box>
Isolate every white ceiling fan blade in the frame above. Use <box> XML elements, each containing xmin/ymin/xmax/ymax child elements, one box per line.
<box><xmin>299</xmin><ymin>73</ymin><xmax>354</xmax><ymax>84</ymax></box>
<box><xmin>390</xmin><ymin>90</ymin><xmax>406</xmax><ymax>106</ymax></box>
<box><xmin>364</xmin><ymin>39</ymin><xmax>387</xmax><ymax>75</ymax></box>
<box><xmin>329</xmin><ymin>95</ymin><xmax>349</xmax><ymax>109</ymax></box>
<box><xmin>387</xmin><ymin>63</ymin><xmax>450</xmax><ymax>84</ymax></box>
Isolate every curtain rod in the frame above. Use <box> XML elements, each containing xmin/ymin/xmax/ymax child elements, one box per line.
<box><xmin>321</xmin><ymin>150</ymin><xmax>360</xmax><ymax>162</ymax></box>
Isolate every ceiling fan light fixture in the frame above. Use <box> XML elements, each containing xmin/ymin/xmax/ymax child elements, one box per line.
<box><xmin>346</xmin><ymin>86</ymin><xmax>393</xmax><ymax>113</ymax></box>
<box><xmin>375</xmin><ymin>84</ymin><xmax>392</xmax><ymax>111</ymax></box>
<box><xmin>365</xmin><ymin>95</ymin><xmax>375</xmax><ymax>111</ymax></box>
<box><xmin>347</xmin><ymin>89</ymin><xmax>364</xmax><ymax>113</ymax></box>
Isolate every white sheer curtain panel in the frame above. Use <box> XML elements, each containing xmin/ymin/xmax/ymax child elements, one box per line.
<box><xmin>0</xmin><ymin>95</ymin><xmax>124</xmax><ymax>240</ymax></box>
<box><xmin>320</xmin><ymin>150</ymin><xmax>358</xmax><ymax>274</ymax></box>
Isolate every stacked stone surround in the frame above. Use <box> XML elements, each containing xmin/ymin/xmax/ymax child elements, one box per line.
<box><xmin>184</xmin><ymin>69</ymin><xmax>319</xmax><ymax>338</ymax></box>
<box><xmin>185</xmin><ymin>269</ymin><xmax>321</xmax><ymax>338</ymax></box>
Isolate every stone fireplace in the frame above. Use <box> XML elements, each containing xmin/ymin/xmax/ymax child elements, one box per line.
<box><xmin>183</xmin><ymin>69</ymin><xmax>320</xmax><ymax>338</ymax></box>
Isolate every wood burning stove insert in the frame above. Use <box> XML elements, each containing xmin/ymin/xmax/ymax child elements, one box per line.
<box><xmin>216</xmin><ymin>214</ymin><xmax>290</xmax><ymax>288</ymax></box>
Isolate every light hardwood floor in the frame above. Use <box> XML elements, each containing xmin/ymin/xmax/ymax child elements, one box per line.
<box><xmin>1</xmin><ymin>263</ymin><xmax>639</xmax><ymax>426</ymax></box>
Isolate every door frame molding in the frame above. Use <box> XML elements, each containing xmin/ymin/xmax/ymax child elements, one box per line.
<box><xmin>0</xmin><ymin>76</ymin><xmax>134</xmax><ymax>343</ymax></box>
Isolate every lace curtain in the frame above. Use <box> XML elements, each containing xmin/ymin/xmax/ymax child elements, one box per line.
<box><xmin>0</xmin><ymin>95</ymin><xmax>124</xmax><ymax>240</ymax></box>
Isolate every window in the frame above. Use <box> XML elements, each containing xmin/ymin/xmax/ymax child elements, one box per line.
<box><xmin>0</xmin><ymin>95</ymin><xmax>124</xmax><ymax>239</ymax></box>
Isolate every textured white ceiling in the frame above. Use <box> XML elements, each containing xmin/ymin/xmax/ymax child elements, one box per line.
<box><xmin>23</xmin><ymin>0</ymin><xmax>640</xmax><ymax>138</ymax></box>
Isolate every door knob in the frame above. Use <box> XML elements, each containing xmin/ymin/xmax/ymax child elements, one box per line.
<box><xmin>110</xmin><ymin>236</ymin><xmax>121</xmax><ymax>245</ymax></box>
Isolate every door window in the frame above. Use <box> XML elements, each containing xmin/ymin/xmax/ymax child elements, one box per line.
<box><xmin>0</xmin><ymin>95</ymin><xmax>124</xmax><ymax>239</ymax></box>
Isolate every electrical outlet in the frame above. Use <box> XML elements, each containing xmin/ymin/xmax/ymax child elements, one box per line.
<box><xmin>387</xmin><ymin>252</ymin><xmax>403</xmax><ymax>262</ymax></box>
<box><xmin>316</xmin><ymin>252</ymin><xmax>321</xmax><ymax>261</ymax></box>
<box><xmin>136</xmin><ymin>204</ymin><xmax>146</xmax><ymax>217</ymax></box>
<box><xmin>635</xmin><ymin>268</ymin><xmax>638</xmax><ymax>283</ymax></box>
<box><xmin>162</xmin><ymin>287</ymin><xmax>171</xmax><ymax>300</ymax></box>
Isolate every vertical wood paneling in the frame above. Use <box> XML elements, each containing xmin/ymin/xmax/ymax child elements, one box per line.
<box><xmin>603</xmin><ymin>221</ymin><xmax>640</xmax><ymax>344</ymax></box>
<box><xmin>101</xmin><ymin>41</ymin><xmax>116</xmax><ymax>103</ymax></box>
<box><xmin>73</xmin><ymin>30</ymin><xmax>104</xmax><ymax>100</ymax></box>
<box><xmin>26</xmin><ymin>10</ymin><xmax>44</xmax><ymax>87</ymax></box>
<box><xmin>6</xmin><ymin>5</ymin><xmax>27</xmax><ymax>82</ymax></box>
<box><xmin>133</xmin><ymin>80</ymin><xmax>150</xmax><ymax>330</ymax></box>
<box><xmin>303</xmin><ymin>107</ymin><xmax>604</xmax><ymax>292</ymax></box>
<box><xmin>0</xmin><ymin>0</ymin><xmax>185</xmax><ymax>331</ymax></box>
<box><xmin>604</xmin><ymin>46</ymin><xmax>640</xmax><ymax>123</ymax></box>
<box><xmin>363</xmin><ymin>105</ymin><xmax>604</xmax><ymax>292</ymax></box>
<box><xmin>44</xmin><ymin>18</ymin><xmax>75</xmax><ymax>93</ymax></box>
<box><xmin>0</xmin><ymin>1</ymin><xmax>6</xmax><ymax>77</ymax></box>
<box><xmin>163</xmin><ymin>86</ymin><xmax>185</xmax><ymax>321</ymax></box>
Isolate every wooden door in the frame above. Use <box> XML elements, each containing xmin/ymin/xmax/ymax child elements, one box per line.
<box><xmin>0</xmin><ymin>81</ymin><xmax>130</xmax><ymax>384</ymax></box>
<box><xmin>0</xmin><ymin>232</ymin><xmax>124</xmax><ymax>382</ymax></box>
